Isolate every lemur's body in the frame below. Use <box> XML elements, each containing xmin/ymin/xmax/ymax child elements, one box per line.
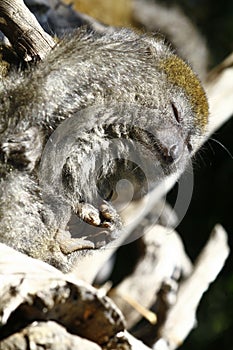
<box><xmin>0</xmin><ymin>19</ymin><xmax>208</xmax><ymax>271</ymax></box>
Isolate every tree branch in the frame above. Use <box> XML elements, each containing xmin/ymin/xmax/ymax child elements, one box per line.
<box><xmin>110</xmin><ymin>225</ymin><xmax>192</xmax><ymax>329</ymax></box>
<box><xmin>0</xmin><ymin>0</ymin><xmax>55</xmax><ymax>61</ymax></box>
<box><xmin>154</xmin><ymin>225</ymin><xmax>230</xmax><ymax>350</ymax></box>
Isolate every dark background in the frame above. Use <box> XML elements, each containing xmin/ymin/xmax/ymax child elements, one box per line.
<box><xmin>159</xmin><ymin>0</ymin><xmax>233</xmax><ymax>66</ymax></box>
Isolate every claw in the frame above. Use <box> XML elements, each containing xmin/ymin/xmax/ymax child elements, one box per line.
<box><xmin>76</xmin><ymin>203</ymin><xmax>101</xmax><ymax>226</ymax></box>
<box><xmin>75</xmin><ymin>201</ymin><xmax>121</xmax><ymax>238</ymax></box>
<box><xmin>100</xmin><ymin>203</ymin><xmax>115</xmax><ymax>219</ymax></box>
<box><xmin>99</xmin><ymin>202</ymin><xmax>121</xmax><ymax>230</ymax></box>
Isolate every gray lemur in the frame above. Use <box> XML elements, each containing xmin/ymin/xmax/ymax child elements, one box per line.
<box><xmin>0</xmin><ymin>6</ymin><xmax>209</xmax><ymax>271</ymax></box>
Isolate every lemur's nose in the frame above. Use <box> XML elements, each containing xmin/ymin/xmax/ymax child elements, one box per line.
<box><xmin>160</xmin><ymin>143</ymin><xmax>181</xmax><ymax>164</ymax></box>
<box><xmin>156</xmin><ymin>128</ymin><xmax>184</xmax><ymax>164</ymax></box>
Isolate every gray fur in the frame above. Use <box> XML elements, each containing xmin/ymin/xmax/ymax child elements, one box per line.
<box><xmin>0</xmin><ymin>26</ymin><xmax>208</xmax><ymax>271</ymax></box>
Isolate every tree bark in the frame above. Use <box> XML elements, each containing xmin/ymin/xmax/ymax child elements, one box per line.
<box><xmin>0</xmin><ymin>0</ymin><xmax>55</xmax><ymax>61</ymax></box>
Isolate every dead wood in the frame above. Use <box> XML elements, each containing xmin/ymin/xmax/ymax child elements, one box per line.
<box><xmin>0</xmin><ymin>0</ymin><xmax>55</xmax><ymax>61</ymax></box>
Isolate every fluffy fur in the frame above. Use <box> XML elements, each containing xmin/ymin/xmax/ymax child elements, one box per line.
<box><xmin>0</xmin><ymin>24</ymin><xmax>208</xmax><ymax>271</ymax></box>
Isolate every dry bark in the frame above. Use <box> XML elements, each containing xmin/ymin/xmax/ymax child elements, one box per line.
<box><xmin>0</xmin><ymin>244</ymin><xmax>127</xmax><ymax>349</ymax></box>
<box><xmin>0</xmin><ymin>321</ymin><xmax>102</xmax><ymax>350</ymax></box>
<box><xmin>0</xmin><ymin>0</ymin><xmax>55</xmax><ymax>61</ymax></box>
<box><xmin>0</xmin><ymin>223</ymin><xmax>229</xmax><ymax>350</ymax></box>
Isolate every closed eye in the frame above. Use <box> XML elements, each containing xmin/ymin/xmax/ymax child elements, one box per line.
<box><xmin>171</xmin><ymin>102</ymin><xmax>181</xmax><ymax>124</ymax></box>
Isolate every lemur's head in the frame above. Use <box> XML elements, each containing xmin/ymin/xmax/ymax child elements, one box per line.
<box><xmin>127</xmin><ymin>37</ymin><xmax>209</xmax><ymax>182</ymax></box>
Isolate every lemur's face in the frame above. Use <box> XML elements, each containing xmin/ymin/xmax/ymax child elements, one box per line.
<box><xmin>139</xmin><ymin>52</ymin><xmax>209</xmax><ymax>177</ymax></box>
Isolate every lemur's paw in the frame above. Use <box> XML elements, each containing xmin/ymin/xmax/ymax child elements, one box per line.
<box><xmin>99</xmin><ymin>202</ymin><xmax>121</xmax><ymax>231</ymax></box>
<box><xmin>57</xmin><ymin>229</ymin><xmax>116</xmax><ymax>255</ymax></box>
<box><xmin>76</xmin><ymin>202</ymin><xmax>121</xmax><ymax>231</ymax></box>
<box><xmin>76</xmin><ymin>203</ymin><xmax>102</xmax><ymax>226</ymax></box>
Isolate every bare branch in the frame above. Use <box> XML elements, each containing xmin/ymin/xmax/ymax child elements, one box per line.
<box><xmin>110</xmin><ymin>225</ymin><xmax>192</xmax><ymax>328</ymax></box>
<box><xmin>205</xmin><ymin>60</ymin><xmax>233</xmax><ymax>136</ymax></box>
<box><xmin>154</xmin><ymin>225</ymin><xmax>230</xmax><ymax>350</ymax></box>
<box><xmin>0</xmin><ymin>0</ymin><xmax>55</xmax><ymax>61</ymax></box>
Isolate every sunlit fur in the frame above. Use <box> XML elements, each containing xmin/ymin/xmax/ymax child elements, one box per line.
<box><xmin>0</xmin><ymin>26</ymin><xmax>208</xmax><ymax>271</ymax></box>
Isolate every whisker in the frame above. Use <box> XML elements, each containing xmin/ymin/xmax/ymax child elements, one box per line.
<box><xmin>192</xmin><ymin>141</ymin><xmax>210</xmax><ymax>168</ymax></box>
<box><xmin>195</xmin><ymin>151</ymin><xmax>208</xmax><ymax>168</ymax></box>
<box><xmin>209</xmin><ymin>137</ymin><xmax>233</xmax><ymax>160</ymax></box>
<box><xmin>132</xmin><ymin>164</ymin><xmax>140</xmax><ymax>173</ymax></box>
<box><xmin>207</xmin><ymin>140</ymin><xmax>215</xmax><ymax>156</ymax></box>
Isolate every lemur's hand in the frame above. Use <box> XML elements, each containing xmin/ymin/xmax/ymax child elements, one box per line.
<box><xmin>76</xmin><ymin>201</ymin><xmax>121</xmax><ymax>231</ymax></box>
